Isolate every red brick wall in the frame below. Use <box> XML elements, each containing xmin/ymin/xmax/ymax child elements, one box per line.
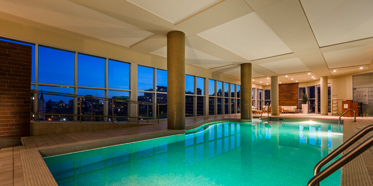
<box><xmin>0</xmin><ymin>40</ymin><xmax>31</xmax><ymax>144</ymax></box>
<box><xmin>279</xmin><ymin>83</ymin><xmax>299</xmax><ymax>106</ymax></box>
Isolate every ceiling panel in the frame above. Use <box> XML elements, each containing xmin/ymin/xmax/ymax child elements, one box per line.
<box><xmin>198</xmin><ymin>12</ymin><xmax>292</xmax><ymax>60</ymax></box>
<box><xmin>127</xmin><ymin>0</ymin><xmax>221</xmax><ymax>24</ymax></box>
<box><xmin>301</xmin><ymin>0</ymin><xmax>373</xmax><ymax>47</ymax></box>
<box><xmin>0</xmin><ymin>0</ymin><xmax>154</xmax><ymax>47</ymax></box>
<box><xmin>323</xmin><ymin>45</ymin><xmax>373</xmax><ymax>69</ymax></box>
<box><xmin>259</xmin><ymin>58</ymin><xmax>310</xmax><ymax>74</ymax></box>
<box><xmin>151</xmin><ymin>46</ymin><xmax>231</xmax><ymax>69</ymax></box>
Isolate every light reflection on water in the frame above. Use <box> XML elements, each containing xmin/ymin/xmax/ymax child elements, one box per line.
<box><xmin>44</xmin><ymin>121</ymin><xmax>343</xmax><ymax>186</ymax></box>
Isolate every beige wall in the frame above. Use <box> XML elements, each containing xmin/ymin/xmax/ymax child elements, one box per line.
<box><xmin>0</xmin><ymin>17</ymin><xmax>241</xmax><ymax>84</ymax></box>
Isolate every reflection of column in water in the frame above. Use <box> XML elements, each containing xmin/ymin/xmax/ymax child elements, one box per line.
<box><xmin>261</xmin><ymin>123</ymin><xmax>265</xmax><ymax>139</ymax></box>
<box><xmin>331</xmin><ymin>124</ymin><xmax>342</xmax><ymax>151</ymax></box>
<box><xmin>271</xmin><ymin>123</ymin><xmax>279</xmax><ymax>160</ymax></box>
<box><xmin>241</xmin><ymin>123</ymin><xmax>253</xmax><ymax>184</ymax></box>
<box><xmin>320</xmin><ymin>124</ymin><xmax>329</xmax><ymax>157</ymax></box>
<box><xmin>204</xmin><ymin>126</ymin><xmax>210</xmax><ymax>160</ymax></box>
<box><xmin>254</xmin><ymin>123</ymin><xmax>258</xmax><ymax>141</ymax></box>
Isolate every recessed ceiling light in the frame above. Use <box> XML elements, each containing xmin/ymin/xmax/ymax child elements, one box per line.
<box><xmin>260</xmin><ymin>81</ymin><xmax>262</xmax><ymax>83</ymax></box>
<box><xmin>308</xmin><ymin>73</ymin><xmax>310</xmax><ymax>75</ymax></box>
<box><xmin>266</xmin><ymin>83</ymin><xmax>268</xmax><ymax>85</ymax></box>
<box><xmin>252</xmin><ymin>79</ymin><xmax>254</xmax><ymax>81</ymax></box>
<box><xmin>311</xmin><ymin>76</ymin><xmax>314</xmax><ymax>78</ymax></box>
<box><xmin>360</xmin><ymin>67</ymin><xmax>363</xmax><ymax>70</ymax></box>
<box><xmin>280</xmin><ymin>82</ymin><xmax>282</xmax><ymax>84</ymax></box>
<box><xmin>267</xmin><ymin>77</ymin><xmax>269</xmax><ymax>79</ymax></box>
<box><xmin>291</xmin><ymin>78</ymin><xmax>293</xmax><ymax>80</ymax></box>
<box><xmin>296</xmin><ymin>81</ymin><xmax>298</xmax><ymax>82</ymax></box>
<box><xmin>285</xmin><ymin>75</ymin><xmax>288</xmax><ymax>77</ymax></box>
<box><xmin>333</xmin><ymin>70</ymin><xmax>336</xmax><ymax>72</ymax></box>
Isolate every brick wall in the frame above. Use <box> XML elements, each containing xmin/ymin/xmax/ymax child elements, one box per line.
<box><xmin>0</xmin><ymin>40</ymin><xmax>31</xmax><ymax>147</ymax></box>
<box><xmin>279</xmin><ymin>83</ymin><xmax>299</xmax><ymax>106</ymax></box>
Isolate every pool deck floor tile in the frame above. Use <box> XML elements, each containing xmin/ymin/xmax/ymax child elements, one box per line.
<box><xmin>1</xmin><ymin>114</ymin><xmax>373</xmax><ymax>186</ymax></box>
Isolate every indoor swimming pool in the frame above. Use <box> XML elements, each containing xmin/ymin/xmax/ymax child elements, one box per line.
<box><xmin>44</xmin><ymin>120</ymin><xmax>343</xmax><ymax>186</ymax></box>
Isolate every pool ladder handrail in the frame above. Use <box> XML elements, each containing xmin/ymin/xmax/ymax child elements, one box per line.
<box><xmin>338</xmin><ymin>109</ymin><xmax>356</xmax><ymax>124</ymax></box>
<box><xmin>307</xmin><ymin>124</ymin><xmax>373</xmax><ymax>186</ymax></box>
<box><xmin>260</xmin><ymin>103</ymin><xmax>270</xmax><ymax>120</ymax></box>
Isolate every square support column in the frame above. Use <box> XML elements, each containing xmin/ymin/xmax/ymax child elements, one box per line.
<box><xmin>320</xmin><ymin>76</ymin><xmax>328</xmax><ymax>115</ymax></box>
<box><xmin>271</xmin><ymin>76</ymin><xmax>279</xmax><ymax>116</ymax></box>
<box><xmin>240</xmin><ymin>63</ymin><xmax>252</xmax><ymax>121</ymax></box>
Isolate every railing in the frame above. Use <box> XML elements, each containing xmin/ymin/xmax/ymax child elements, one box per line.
<box><xmin>339</xmin><ymin>109</ymin><xmax>356</xmax><ymax>124</ymax></box>
<box><xmin>31</xmin><ymin>89</ymin><xmax>166</xmax><ymax>124</ymax></box>
<box><xmin>307</xmin><ymin>124</ymin><xmax>373</xmax><ymax>186</ymax></box>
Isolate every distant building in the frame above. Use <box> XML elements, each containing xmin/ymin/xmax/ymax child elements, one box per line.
<box><xmin>38</xmin><ymin>91</ymin><xmax>46</xmax><ymax>120</ymax></box>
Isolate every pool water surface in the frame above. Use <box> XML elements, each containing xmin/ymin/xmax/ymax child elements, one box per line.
<box><xmin>44</xmin><ymin>121</ymin><xmax>343</xmax><ymax>186</ymax></box>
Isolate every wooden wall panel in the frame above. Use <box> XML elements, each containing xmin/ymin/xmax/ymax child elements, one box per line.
<box><xmin>279</xmin><ymin>83</ymin><xmax>298</xmax><ymax>106</ymax></box>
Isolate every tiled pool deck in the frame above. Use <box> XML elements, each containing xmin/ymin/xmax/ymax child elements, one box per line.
<box><xmin>0</xmin><ymin>114</ymin><xmax>372</xmax><ymax>186</ymax></box>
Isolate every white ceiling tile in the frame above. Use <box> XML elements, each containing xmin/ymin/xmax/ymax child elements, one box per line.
<box><xmin>198</xmin><ymin>12</ymin><xmax>292</xmax><ymax>60</ymax></box>
<box><xmin>323</xmin><ymin>45</ymin><xmax>373</xmax><ymax>68</ymax></box>
<box><xmin>259</xmin><ymin>58</ymin><xmax>310</xmax><ymax>74</ymax></box>
<box><xmin>0</xmin><ymin>0</ymin><xmax>154</xmax><ymax>47</ymax></box>
<box><xmin>127</xmin><ymin>0</ymin><xmax>220</xmax><ymax>24</ymax></box>
<box><xmin>151</xmin><ymin>46</ymin><xmax>231</xmax><ymax>69</ymax></box>
<box><xmin>301</xmin><ymin>0</ymin><xmax>373</xmax><ymax>46</ymax></box>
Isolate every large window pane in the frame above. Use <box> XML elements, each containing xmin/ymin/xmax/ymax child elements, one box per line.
<box><xmin>217</xmin><ymin>98</ymin><xmax>222</xmax><ymax>115</ymax></box>
<box><xmin>217</xmin><ymin>81</ymin><xmax>222</xmax><ymax>96</ymax></box>
<box><xmin>157</xmin><ymin>93</ymin><xmax>167</xmax><ymax>118</ymax></box>
<box><xmin>225</xmin><ymin>98</ymin><xmax>229</xmax><ymax>114</ymax></box>
<box><xmin>197</xmin><ymin>97</ymin><xmax>204</xmax><ymax>116</ymax></box>
<box><xmin>237</xmin><ymin>99</ymin><xmax>240</xmax><ymax>113</ymax></box>
<box><xmin>186</xmin><ymin>96</ymin><xmax>194</xmax><ymax>117</ymax></box>
<box><xmin>265</xmin><ymin>89</ymin><xmax>270</xmax><ymax>100</ymax></box>
<box><xmin>186</xmin><ymin>75</ymin><xmax>194</xmax><ymax>94</ymax></box>
<box><xmin>209</xmin><ymin>97</ymin><xmax>215</xmax><ymax>115</ymax></box>
<box><xmin>38</xmin><ymin>86</ymin><xmax>75</xmax><ymax>121</ymax></box>
<box><xmin>157</xmin><ymin>69</ymin><xmax>167</xmax><ymax>92</ymax></box>
<box><xmin>109</xmin><ymin>60</ymin><xmax>129</xmax><ymax>89</ymax></box>
<box><xmin>109</xmin><ymin>91</ymin><xmax>129</xmax><ymax>121</ymax></box>
<box><xmin>237</xmin><ymin>85</ymin><xmax>240</xmax><ymax>98</ymax></box>
<box><xmin>231</xmin><ymin>99</ymin><xmax>235</xmax><ymax>113</ymax></box>
<box><xmin>78</xmin><ymin>54</ymin><xmax>105</xmax><ymax>88</ymax></box>
<box><xmin>209</xmin><ymin>80</ymin><xmax>215</xmax><ymax>96</ymax></box>
<box><xmin>231</xmin><ymin>84</ymin><xmax>235</xmax><ymax>97</ymax></box>
<box><xmin>224</xmin><ymin>83</ymin><xmax>229</xmax><ymax>97</ymax></box>
<box><xmin>197</xmin><ymin>77</ymin><xmax>204</xmax><ymax>95</ymax></box>
<box><xmin>0</xmin><ymin>38</ymin><xmax>35</xmax><ymax>83</ymax></box>
<box><xmin>138</xmin><ymin>66</ymin><xmax>154</xmax><ymax>91</ymax></box>
<box><xmin>78</xmin><ymin>88</ymin><xmax>105</xmax><ymax>121</ymax></box>
<box><xmin>39</xmin><ymin>46</ymin><xmax>74</xmax><ymax>85</ymax></box>
<box><xmin>138</xmin><ymin>92</ymin><xmax>154</xmax><ymax>118</ymax></box>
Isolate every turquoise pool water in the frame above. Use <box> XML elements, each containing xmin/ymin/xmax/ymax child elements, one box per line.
<box><xmin>44</xmin><ymin>121</ymin><xmax>343</xmax><ymax>186</ymax></box>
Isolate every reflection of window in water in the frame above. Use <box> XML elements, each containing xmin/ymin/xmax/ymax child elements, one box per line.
<box><xmin>299</xmin><ymin>125</ymin><xmax>307</xmax><ymax>144</ymax></box>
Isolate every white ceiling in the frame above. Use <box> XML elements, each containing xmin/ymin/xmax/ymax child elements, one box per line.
<box><xmin>0</xmin><ymin>0</ymin><xmax>372</xmax><ymax>83</ymax></box>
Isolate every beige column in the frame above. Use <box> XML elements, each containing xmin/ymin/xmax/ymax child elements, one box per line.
<box><xmin>240</xmin><ymin>63</ymin><xmax>252</xmax><ymax>121</ymax></box>
<box><xmin>320</xmin><ymin>76</ymin><xmax>328</xmax><ymax>115</ymax></box>
<box><xmin>167</xmin><ymin>31</ymin><xmax>185</xmax><ymax>129</ymax></box>
<box><xmin>271</xmin><ymin>76</ymin><xmax>279</xmax><ymax>115</ymax></box>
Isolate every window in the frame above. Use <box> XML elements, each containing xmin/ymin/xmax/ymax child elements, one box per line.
<box><xmin>209</xmin><ymin>80</ymin><xmax>215</xmax><ymax>96</ymax></box>
<box><xmin>109</xmin><ymin>60</ymin><xmax>129</xmax><ymax>89</ymax></box>
<box><xmin>224</xmin><ymin>83</ymin><xmax>229</xmax><ymax>97</ymax></box>
<box><xmin>109</xmin><ymin>91</ymin><xmax>129</xmax><ymax>121</ymax></box>
<box><xmin>225</xmin><ymin>98</ymin><xmax>229</xmax><ymax>114</ymax></box>
<box><xmin>37</xmin><ymin>86</ymin><xmax>74</xmax><ymax>121</ymax></box>
<box><xmin>185</xmin><ymin>75</ymin><xmax>194</xmax><ymax>94</ymax></box>
<box><xmin>78</xmin><ymin>54</ymin><xmax>105</xmax><ymax>88</ymax></box>
<box><xmin>299</xmin><ymin>87</ymin><xmax>306</xmax><ymax>112</ymax></box>
<box><xmin>185</xmin><ymin>96</ymin><xmax>194</xmax><ymax>117</ymax></box>
<box><xmin>156</xmin><ymin>69</ymin><xmax>167</xmax><ymax>92</ymax></box>
<box><xmin>0</xmin><ymin>38</ymin><xmax>36</xmax><ymax>83</ymax></box>
<box><xmin>39</xmin><ymin>46</ymin><xmax>75</xmax><ymax>85</ymax></box>
<box><xmin>209</xmin><ymin>97</ymin><xmax>215</xmax><ymax>115</ymax></box>
<box><xmin>157</xmin><ymin>93</ymin><xmax>167</xmax><ymax>118</ymax></box>
<box><xmin>264</xmin><ymin>89</ymin><xmax>271</xmax><ymax>106</ymax></box>
<box><xmin>78</xmin><ymin>88</ymin><xmax>105</xmax><ymax>121</ymax></box>
<box><xmin>217</xmin><ymin>81</ymin><xmax>222</xmax><ymax>96</ymax></box>
<box><xmin>197</xmin><ymin>97</ymin><xmax>204</xmax><ymax>116</ymax></box>
<box><xmin>237</xmin><ymin>85</ymin><xmax>240</xmax><ymax>98</ymax></box>
<box><xmin>138</xmin><ymin>66</ymin><xmax>154</xmax><ymax>91</ymax></box>
<box><xmin>138</xmin><ymin>92</ymin><xmax>154</xmax><ymax>118</ymax></box>
<box><xmin>231</xmin><ymin>84</ymin><xmax>235</xmax><ymax>97</ymax></box>
<box><xmin>231</xmin><ymin>99</ymin><xmax>235</xmax><ymax>113</ymax></box>
<box><xmin>217</xmin><ymin>98</ymin><xmax>222</xmax><ymax>115</ymax></box>
<box><xmin>196</xmin><ymin>77</ymin><xmax>204</xmax><ymax>95</ymax></box>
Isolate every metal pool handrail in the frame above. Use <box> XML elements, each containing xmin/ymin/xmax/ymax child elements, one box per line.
<box><xmin>339</xmin><ymin>109</ymin><xmax>356</xmax><ymax>124</ymax></box>
<box><xmin>308</xmin><ymin>124</ymin><xmax>373</xmax><ymax>186</ymax></box>
<box><xmin>260</xmin><ymin>102</ymin><xmax>270</xmax><ymax>120</ymax></box>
